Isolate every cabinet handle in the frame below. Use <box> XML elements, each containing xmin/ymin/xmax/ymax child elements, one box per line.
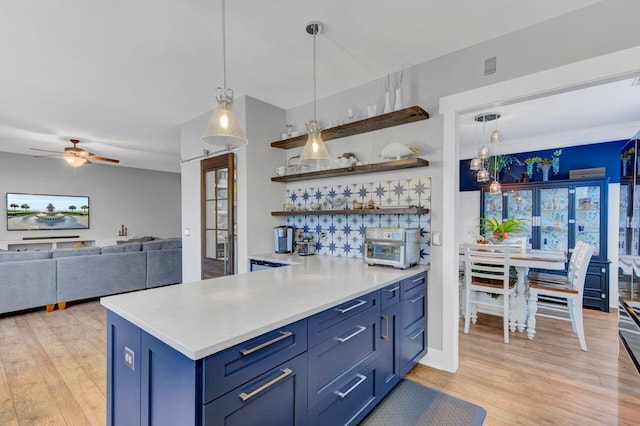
<box><xmin>409</xmin><ymin>294</ymin><xmax>425</xmax><ymax>304</ymax></box>
<box><xmin>335</xmin><ymin>374</ymin><xmax>367</xmax><ymax>399</ymax></box>
<box><xmin>334</xmin><ymin>299</ymin><xmax>366</xmax><ymax>313</ymax></box>
<box><xmin>239</xmin><ymin>331</ymin><xmax>292</xmax><ymax>356</ymax></box>
<box><xmin>412</xmin><ymin>276</ymin><xmax>424</xmax><ymax>283</ymax></box>
<box><xmin>381</xmin><ymin>315</ymin><xmax>389</xmax><ymax>341</ymax></box>
<box><xmin>409</xmin><ymin>328</ymin><xmax>425</xmax><ymax>341</ymax></box>
<box><xmin>384</xmin><ymin>286</ymin><xmax>400</xmax><ymax>293</ymax></box>
<box><xmin>238</xmin><ymin>368</ymin><xmax>293</xmax><ymax>401</ymax></box>
<box><xmin>335</xmin><ymin>325</ymin><xmax>367</xmax><ymax>343</ymax></box>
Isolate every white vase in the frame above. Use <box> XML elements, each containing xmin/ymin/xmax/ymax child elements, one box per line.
<box><xmin>383</xmin><ymin>91</ymin><xmax>392</xmax><ymax>114</ymax></box>
<box><xmin>394</xmin><ymin>87</ymin><xmax>403</xmax><ymax>111</ymax></box>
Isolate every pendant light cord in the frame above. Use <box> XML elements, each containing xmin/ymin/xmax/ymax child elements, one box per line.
<box><xmin>313</xmin><ymin>26</ymin><xmax>317</xmax><ymax>121</ymax></box>
<box><xmin>221</xmin><ymin>0</ymin><xmax>227</xmax><ymax>89</ymax></box>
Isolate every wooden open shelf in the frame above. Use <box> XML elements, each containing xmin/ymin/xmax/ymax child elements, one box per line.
<box><xmin>271</xmin><ymin>207</ymin><xmax>429</xmax><ymax>216</ymax></box>
<box><xmin>271</xmin><ymin>106</ymin><xmax>429</xmax><ymax>150</ymax></box>
<box><xmin>271</xmin><ymin>158</ymin><xmax>429</xmax><ymax>183</ymax></box>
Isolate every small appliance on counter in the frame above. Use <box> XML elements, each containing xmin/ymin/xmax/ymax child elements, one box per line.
<box><xmin>274</xmin><ymin>226</ymin><xmax>294</xmax><ymax>254</ymax></box>
<box><xmin>297</xmin><ymin>241</ymin><xmax>316</xmax><ymax>256</ymax></box>
<box><xmin>364</xmin><ymin>228</ymin><xmax>420</xmax><ymax>269</ymax></box>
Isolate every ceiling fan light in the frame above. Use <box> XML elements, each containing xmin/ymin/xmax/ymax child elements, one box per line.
<box><xmin>64</xmin><ymin>154</ymin><xmax>88</xmax><ymax>168</ymax></box>
<box><xmin>201</xmin><ymin>89</ymin><xmax>247</xmax><ymax>147</ymax></box>
<box><xmin>469</xmin><ymin>157</ymin><xmax>483</xmax><ymax>171</ymax></box>
<box><xmin>299</xmin><ymin>120</ymin><xmax>331</xmax><ymax>170</ymax></box>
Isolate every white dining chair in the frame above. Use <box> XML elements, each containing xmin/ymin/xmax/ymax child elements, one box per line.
<box><xmin>464</xmin><ymin>244</ymin><xmax>517</xmax><ymax>344</ymax></box>
<box><xmin>526</xmin><ymin>243</ymin><xmax>594</xmax><ymax>351</ymax></box>
<box><xmin>528</xmin><ymin>240</ymin><xmax>586</xmax><ymax>286</ymax></box>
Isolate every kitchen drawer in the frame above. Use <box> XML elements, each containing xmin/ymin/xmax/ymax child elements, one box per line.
<box><xmin>401</xmin><ymin>282</ymin><xmax>427</xmax><ymax>329</ymax></box>
<box><xmin>203</xmin><ymin>353</ymin><xmax>308</xmax><ymax>426</ymax></box>
<box><xmin>308</xmin><ymin>291</ymin><xmax>379</xmax><ymax>348</ymax></box>
<box><xmin>401</xmin><ymin>272</ymin><xmax>427</xmax><ymax>298</ymax></box>
<box><xmin>310</xmin><ymin>360</ymin><xmax>379</xmax><ymax>426</ymax></box>
<box><xmin>400</xmin><ymin>320</ymin><xmax>427</xmax><ymax>377</ymax></box>
<box><xmin>380</xmin><ymin>282</ymin><xmax>401</xmax><ymax>310</ymax></box>
<box><xmin>307</xmin><ymin>313</ymin><xmax>379</xmax><ymax>409</ymax></box>
<box><xmin>202</xmin><ymin>319</ymin><xmax>307</xmax><ymax>404</ymax></box>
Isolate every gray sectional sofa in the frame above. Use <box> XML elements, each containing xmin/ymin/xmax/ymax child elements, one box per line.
<box><xmin>0</xmin><ymin>238</ymin><xmax>182</xmax><ymax>315</ymax></box>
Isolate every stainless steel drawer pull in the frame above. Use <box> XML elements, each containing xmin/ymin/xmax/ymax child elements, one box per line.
<box><xmin>335</xmin><ymin>374</ymin><xmax>367</xmax><ymax>399</ymax></box>
<box><xmin>334</xmin><ymin>299</ymin><xmax>366</xmax><ymax>313</ymax></box>
<box><xmin>409</xmin><ymin>294</ymin><xmax>425</xmax><ymax>304</ymax></box>
<box><xmin>381</xmin><ymin>315</ymin><xmax>389</xmax><ymax>341</ymax></box>
<box><xmin>384</xmin><ymin>286</ymin><xmax>400</xmax><ymax>293</ymax></box>
<box><xmin>409</xmin><ymin>329</ymin><xmax>425</xmax><ymax>341</ymax></box>
<box><xmin>238</xmin><ymin>368</ymin><xmax>293</xmax><ymax>401</ymax></box>
<box><xmin>412</xmin><ymin>276</ymin><xmax>424</xmax><ymax>283</ymax></box>
<box><xmin>335</xmin><ymin>325</ymin><xmax>366</xmax><ymax>343</ymax></box>
<box><xmin>239</xmin><ymin>331</ymin><xmax>292</xmax><ymax>356</ymax></box>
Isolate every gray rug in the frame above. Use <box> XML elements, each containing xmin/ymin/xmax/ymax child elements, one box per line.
<box><xmin>361</xmin><ymin>379</ymin><xmax>486</xmax><ymax>426</ymax></box>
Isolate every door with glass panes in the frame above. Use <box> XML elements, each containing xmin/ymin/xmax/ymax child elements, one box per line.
<box><xmin>201</xmin><ymin>153</ymin><xmax>235</xmax><ymax>278</ymax></box>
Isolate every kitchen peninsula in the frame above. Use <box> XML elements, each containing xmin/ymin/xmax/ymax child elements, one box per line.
<box><xmin>101</xmin><ymin>255</ymin><xmax>428</xmax><ymax>425</ymax></box>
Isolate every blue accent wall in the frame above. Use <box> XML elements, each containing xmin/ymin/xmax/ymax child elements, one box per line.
<box><xmin>460</xmin><ymin>140</ymin><xmax>627</xmax><ymax>191</ymax></box>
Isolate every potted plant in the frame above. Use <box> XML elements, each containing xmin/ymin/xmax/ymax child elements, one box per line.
<box><xmin>523</xmin><ymin>150</ymin><xmax>562</xmax><ymax>181</ymax></box>
<box><xmin>479</xmin><ymin>217</ymin><xmax>528</xmax><ymax>242</ymax></box>
<box><xmin>485</xmin><ymin>154</ymin><xmax>523</xmax><ymax>181</ymax></box>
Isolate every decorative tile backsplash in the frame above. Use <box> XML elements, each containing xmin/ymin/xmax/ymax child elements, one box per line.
<box><xmin>285</xmin><ymin>177</ymin><xmax>431</xmax><ymax>265</ymax></box>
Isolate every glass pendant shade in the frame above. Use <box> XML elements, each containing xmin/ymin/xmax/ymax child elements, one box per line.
<box><xmin>469</xmin><ymin>157</ymin><xmax>483</xmax><ymax>171</ymax></box>
<box><xmin>478</xmin><ymin>146</ymin><xmax>490</xmax><ymax>159</ymax></box>
<box><xmin>489</xmin><ymin>180</ymin><xmax>502</xmax><ymax>194</ymax></box>
<box><xmin>64</xmin><ymin>154</ymin><xmax>88</xmax><ymax>168</ymax></box>
<box><xmin>477</xmin><ymin>169</ymin><xmax>490</xmax><ymax>182</ymax></box>
<box><xmin>201</xmin><ymin>88</ymin><xmax>247</xmax><ymax>147</ymax></box>
<box><xmin>490</xmin><ymin>130</ymin><xmax>501</xmax><ymax>144</ymax></box>
<box><xmin>299</xmin><ymin>120</ymin><xmax>331</xmax><ymax>170</ymax></box>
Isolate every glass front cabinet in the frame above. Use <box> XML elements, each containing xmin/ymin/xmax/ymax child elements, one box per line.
<box><xmin>481</xmin><ymin>177</ymin><xmax>610</xmax><ymax>311</ymax></box>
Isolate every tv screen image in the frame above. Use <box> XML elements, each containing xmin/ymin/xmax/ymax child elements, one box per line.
<box><xmin>6</xmin><ymin>193</ymin><xmax>90</xmax><ymax>231</ymax></box>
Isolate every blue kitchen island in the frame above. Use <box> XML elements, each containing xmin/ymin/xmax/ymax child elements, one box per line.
<box><xmin>101</xmin><ymin>255</ymin><xmax>428</xmax><ymax>425</ymax></box>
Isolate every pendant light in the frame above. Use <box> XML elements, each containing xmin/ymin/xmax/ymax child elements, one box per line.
<box><xmin>469</xmin><ymin>117</ymin><xmax>482</xmax><ymax>171</ymax></box>
<box><xmin>201</xmin><ymin>0</ymin><xmax>247</xmax><ymax>148</ymax></box>
<box><xmin>475</xmin><ymin>112</ymin><xmax>502</xmax><ymax>194</ymax></box>
<box><xmin>299</xmin><ymin>21</ymin><xmax>331</xmax><ymax>170</ymax></box>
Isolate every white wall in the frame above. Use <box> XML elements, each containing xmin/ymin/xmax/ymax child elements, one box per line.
<box><xmin>180</xmin><ymin>96</ymin><xmax>285</xmax><ymax>282</ymax></box>
<box><xmin>0</xmin><ymin>152</ymin><xmax>180</xmax><ymax>241</ymax></box>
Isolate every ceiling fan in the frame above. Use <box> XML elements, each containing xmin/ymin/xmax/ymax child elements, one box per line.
<box><xmin>31</xmin><ymin>139</ymin><xmax>120</xmax><ymax>168</ymax></box>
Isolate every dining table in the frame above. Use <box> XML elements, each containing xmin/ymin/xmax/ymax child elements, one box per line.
<box><xmin>460</xmin><ymin>246</ymin><xmax>566</xmax><ymax>337</ymax></box>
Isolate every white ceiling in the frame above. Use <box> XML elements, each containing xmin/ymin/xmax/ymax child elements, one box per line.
<box><xmin>0</xmin><ymin>0</ymin><xmax>606</xmax><ymax>172</ymax></box>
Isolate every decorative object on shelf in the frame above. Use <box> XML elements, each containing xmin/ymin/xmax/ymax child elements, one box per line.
<box><xmin>367</xmin><ymin>104</ymin><xmax>378</xmax><ymax>118</ymax></box>
<box><xmin>325</xmin><ymin>195</ymin><xmax>346</xmax><ymax>209</ymax></box>
<box><xmin>383</xmin><ymin>74</ymin><xmax>392</xmax><ymax>114</ymax></box>
<box><xmin>299</xmin><ymin>21</ymin><xmax>331</xmax><ymax>170</ymax></box>
<box><xmin>347</xmin><ymin>108</ymin><xmax>355</xmax><ymax>122</ymax></box>
<box><xmin>479</xmin><ymin>217</ymin><xmax>527</xmax><ymax>242</ymax></box>
<box><xmin>275</xmin><ymin>166</ymin><xmax>286</xmax><ymax>176</ymax></box>
<box><xmin>380</xmin><ymin>143</ymin><xmax>419</xmax><ymax>160</ymax></box>
<box><xmin>201</xmin><ymin>0</ymin><xmax>247</xmax><ymax>148</ymax></box>
<box><xmin>523</xmin><ymin>150</ymin><xmax>562</xmax><ymax>181</ymax></box>
<box><xmin>336</xmin><ymin>152</ymin><xmax>358</xmax><ymax>166</ymax></box>
<box><xmin>118</xmin><ymin>224</ymin><xmax>128</xmax><ymax>237</ymax></box>
<box><xmin>394</xmin><ymin>67</ymin><xmax>404</xmax><ymax>111</ymax></box>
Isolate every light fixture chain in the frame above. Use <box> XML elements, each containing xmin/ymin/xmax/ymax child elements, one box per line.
<box><xmin>221</xmin><ymin>0</ymin><xmax>227</xmax><ymax>90</ymax></box>
<box><xmin>313</xmin><ymin>25</ymin><xmax>317</xmax><ymax>121</ymax></box>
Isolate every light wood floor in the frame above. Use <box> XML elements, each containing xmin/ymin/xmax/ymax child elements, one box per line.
<box><xmin>0</xmin><ymin>302</ymin><xmax>639</xmax><ymax>425</ymax></box>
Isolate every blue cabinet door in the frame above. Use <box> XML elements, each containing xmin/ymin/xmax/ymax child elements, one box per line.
<box><xmin>203</xmin><ymin>353</ymin><xmax>308</xmax><ymax>426</ymax></box>
<box><xmin>377</xmin><ymin>302</ymin><xmax>401</xmax><ymax>398</ymax></box>
<box><xmin>399</xmin><ymin>274</ymin><xmax>428</xmax><ymax>376</ymax></box>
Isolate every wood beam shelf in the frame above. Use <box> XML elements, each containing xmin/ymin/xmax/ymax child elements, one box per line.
<box><xmin>271</xmin><ymin>158</ymin><xmax>429</xmax><ymax>183</ymax></box>
<box><xmin>271</xmin><ymin>106</ymin><xmax>429</xmax><ymax>150</ymax></box>
<box><xmin>271</xmin><ymin>206</ymin><xmax>429</xmax><ymax>216</ymax></box>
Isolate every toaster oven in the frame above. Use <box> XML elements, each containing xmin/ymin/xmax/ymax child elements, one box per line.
<box><xmin>364</xmin><ymin>228</ymin><xmax>420</xmax><ymax>269</ymax></box>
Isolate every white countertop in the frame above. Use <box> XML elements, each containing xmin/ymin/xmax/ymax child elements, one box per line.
<box><xmin>100</xmin><ymin>254</ymin><xmax>428</xmax><ymax>360</ymax></box>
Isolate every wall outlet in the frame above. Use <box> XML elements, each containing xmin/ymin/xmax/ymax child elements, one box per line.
<box><xmin>124</xmin><ymin>346</ymin><xmax>135</xmax><ymax>370</ymax></box>
<box><xmin>319</xmin><ymin>231</ymin><xmax>327</xmax><ymax>240</ymax></box>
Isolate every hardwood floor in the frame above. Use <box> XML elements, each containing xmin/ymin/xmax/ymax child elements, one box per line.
<box><xmin>408</xmin><ymin>309</ymin><xmax>640</xmax><ymax>426</ymax></box>
<box><xmin>0</xmin><ymin>301</ymin><xmax>638</xmax><ymax>425</ymax></box>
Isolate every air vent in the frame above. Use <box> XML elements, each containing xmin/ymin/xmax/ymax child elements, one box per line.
<box><xmin>484</xmin><ymin>57</ymin><xmax>497</xmax><ymax>75</ymax></box>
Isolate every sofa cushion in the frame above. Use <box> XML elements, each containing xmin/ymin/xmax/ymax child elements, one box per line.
<box><xmin>123</xmin><ymin>236</ymin><xmax>155</xmax><ymax>244</ymax></box>
<box><xmin>101</xmin><ymin>242</ymin><xmax>141</xmax><ymax>254</ymax></box>
<box><xmin>51</xmin><ymin>246</ymin><xmax>102</xmax><ymax>258</ymax></box>
<box><xmin>161</xmin><ymin>238</ymin><xmax>182</xmax><ymax>250</ymax></box>
<box><xmin>0</xmin><ymin>251</ymin><xmax>50</xmax><ymax>263</ymax></box>
<box><xmin>142</xmin><ymin>240</ymin><xmax>163</xmax><ymax>251</ymax></box>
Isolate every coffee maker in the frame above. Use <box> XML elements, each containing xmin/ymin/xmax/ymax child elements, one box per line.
<box><xmin>274</xmin><ymin>226</ymin><xmax>294</xmax><ymax>254</ymax></box>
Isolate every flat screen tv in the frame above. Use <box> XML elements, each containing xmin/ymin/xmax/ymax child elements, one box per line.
<box><xmin>6</xmin><ymin>193</ymin><xmax>90</xmax><ymax>231</ymax></box>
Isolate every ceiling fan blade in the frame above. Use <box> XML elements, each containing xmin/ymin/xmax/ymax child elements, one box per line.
<box><xmin>87</xmin><ymin>153</ymin><xmax>119</xmax><ymax>163</ymax></box>
<box><xmin>30</xmin><ymin>148</ymin><xmax>63</xmax><ymax>154</ymax></box>
<box><xmin>32</xmin><ymin>154</ymin><xmax>61</xmax><ymax>158</ymax></box>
